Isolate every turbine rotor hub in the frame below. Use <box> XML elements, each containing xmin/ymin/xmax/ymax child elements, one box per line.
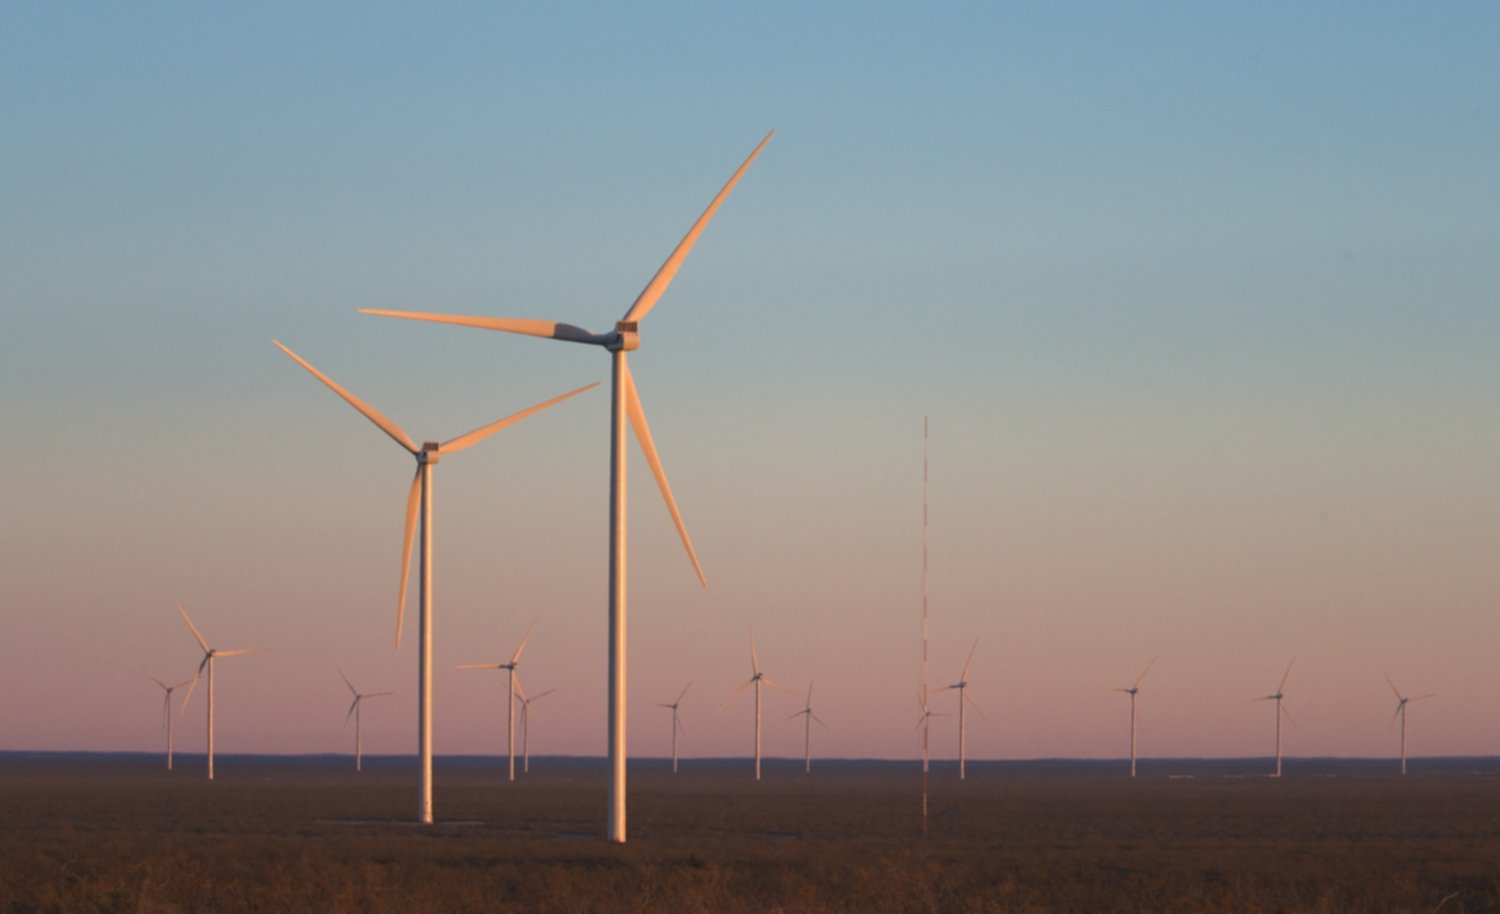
<box><xmin>607</xmin><ymin>321</ymin><xmax>640</xmax><ymax>352</ymax></box>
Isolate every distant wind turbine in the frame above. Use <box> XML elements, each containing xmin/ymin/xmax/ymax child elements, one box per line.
<box><xmin>1113</xmin><ymin>657</ymin><xmax>1156</xmax><ymax>778</ymax></box>
<box><xmin>144</xmin><ymin>670</ymin><xmax>191</xmax><ymax>771</ymax></box>
<box><xmin>275</xmin><ymin>339</ymin><xmax>595</xmax><ymax>823</ymax></box>
<box><xmin>459</xmin><ymin>617</ymin><xmax>541</xmax><ymax>782</ymax></box>
<box><xmin>1385</xmin><ymin>674</ymin><xmax>1434</xmax><ymax>775</ymax></box>
<box><xmin>339</xmin><ymin>670</ymin><xmax>392</xmax><ymax>773</ymax></box>
<box><xmin>787</xmin><ymin>681</ymin><xmax>830</xmax><ymax>774</ymax></box>
<box><xmin>658</xmin><ymin>682</ymin><xmax>692</xmax><ymax>773</ymax></box>
<box><xmin>720</xmin><ymin>629</ymin><xmax>796</xmax><ymax>780</ymax></box>
<box><xmin>359</xmin><ymin>130</ymin><xmax>772</xmax><ymax>843</ymax></box>
<box><xmin>518</xmin><ymin>687</ymin><xmax>555</xmax><ymax>774</ymax></box>
<box><xmin>940</xmin><ymin>640</ymin><xmax>987</xmax><ymax>780</ymax></box>
<box><xmin>1254</xmin><ymin>660</ymin><xmax>1295</xmax><ymax>778</ymax></box>
<box><xmin>177</xmin><ymin>602</ymin><xmax>258</xmax><ymax>781</ymax></box>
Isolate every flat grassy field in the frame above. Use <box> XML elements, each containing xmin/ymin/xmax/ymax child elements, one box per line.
<box><xmin>2</xmin><ymin>755</ymin><xmax>1497</xmax><ymax>913</ymax></box>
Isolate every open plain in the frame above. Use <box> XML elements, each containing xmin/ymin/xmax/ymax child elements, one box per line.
<box><xmin>2</xmin><ymin>755</ymin><xmax>1498</xmax><ymax>913</ymax></box>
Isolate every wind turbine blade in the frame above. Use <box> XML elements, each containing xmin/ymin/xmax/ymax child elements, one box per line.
<box><xmin>457</xmin><ymin>663</ymin><xmax>502</xmax><ymax>670</ymax></box>
<box><xmin>806</xmin><ymin>681</ymin><xmax>815</xmax><ymax>706</ymax></box>
<box><xmin>440</xmin><ymin>382</ymin><xmax>599</xmax><ymax>455</ymax></box>
<box><xmin>358</xmin><ymin>310</ymin><xmax>606</xmax><ymax>346</ymax></box>
<box><xmin>212</xmin><ymin>648</ymin><xmax>260</xmax><ymax>658</ymax></box>
<box><xmin>396</xmin><ymin>466</ymin><xmax>420</xmax><ymax>649</ymax></box>
<box><xmin>718</xmin><ymin>679</ymin><xmax>754</xmax><ymax>711</ymax></box>
<box><xmin>345</xmin><ymin>697</ymin><xmax>359</xmax><ymax>726</ymax></box>
<box><xmin>176</xmin><ymin>602</ymin><xmax>210</xmax><ymax>653</ymax></box>
<box><xmin>675</xmin><ymin>714</ymin><xmax>687</xmax><ymax>736</ymax></box>
<box><xmin>144</xmin><ymin>670</ymin><xmax>168</xmax><ymax>690</ymax></box>
<box><xmin>622</xmin><ymin>130</ymin><xmax>774</xmax><ymax>324</ymax></box>
<box><xmin>181</xmin><ymin>671</ymin><xmax>201</xmax><ymax>712</ymax></box>
<box><xmin>1280</xmin><ymin>702</ymin><xmax>1297</xmax><ymax>728</ymax></box>
<box><xmin>510</xmin><ymin>616</ymin><xmax>542</xmax><ymax>665</ymax></box>
<box><xmin>1410</xmin><ymin>694</ymin><xmax>1436</xmax><ymax>702</ymax></box>
<box><xmin>813</xmin><ymin>714</ymin><xmax>831</xmax><ymax>729</ymax></box>
<box><xmin>748</xmin><ymin>627</ymin><xmax>759</xmax><ymax>675</ymax></box>
<box><xmin>1384</xmin><ymin>672</ymin><xmax>1404</xmax><ymax>702</ymax></box>
<box><xmin>960</xmin><ymin>639</ymin><xmax>978</xmax><ymax>682</ymax></box>
<box><xmin>785</xmin><ymin>709</ymin><xmax>807</xmax><ymax>722</ymax></box>
<box><xmin>763</xmin><ymin>678</ymin><xmax>799</xmax><ymax>696</ymax></box>
<box><xmin>1134</xmin><ymin>656</ymin><xmax>1158</xmax><ymax>690</ymax></box>
<box><xmin>675</xmin><ymin>680</ymin><xmax>693</xmax><ymax>704</ymax></box>
<box><xmin>623</xmin><ymin>362</ymin><xmax>705</xmax><ymax>586</ymax></box>
<box><xmin>513</xmin><ymin>674</ymin><xmax>529</xmax><ymax>705</ymax></box>
<box><xmin>966</xmin><ymin>691</ymin><xmax>990</xmax><ymax>723</ymax></box>
<box><xmin>365</xmin><ymin>691</ymin><xmax>395</xmax><ymax>698</ymax></box>
<box><xmin>1277</xmin><ymin>659</ymin><xmax>1294</xmax><ymax>694</ymax></box>
<box><xmin>339</xmin><ymin>669</ymin><xmax>357</xmax><ymax>696</ymax></box>
<box><xmin>529</xmin><ymin>689</ymin><xmax>556</xmax><ymax>703</ymax></box>
<box><xmin>273</xmin><ymin>341</ymin><xmax>418</xmax><ymax>454</ymax></box>
<box><xmin>1390</xmin><ymin>704</ymin><xmax>1403</xmax><ymax>730</ymax></box>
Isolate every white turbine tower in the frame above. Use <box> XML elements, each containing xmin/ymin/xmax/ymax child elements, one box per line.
<box><xmin>360</xmin><ymin>131</ymin><xmax>772</xmax><ymax>842</ymax></box>
<box><xmin>275</xmin><ymin>339</ymin><xmax>595</xmax><ymax>823</ymax></box>
<box><xmin>720</xmin><ymin>629</ymin><xmax>795</xmax><ymax>781</ymax></box>
<box><xmin>658</xmin><ymin>681</ymin><xmax>692</xmax><ymax>773</ymax></box>
<box><xmin>459</xmin><ymin>616</ymin><xmax>541</xmax><ymax>782</ymax></box>
<box><xmin>518</xmin><ymin>687</ymin><xmax>555</xmax><ymax>774</ymax></box>
<box><xmin>1385</xmin><ymin>674</ymin><xmax>1434</xmax><ymax>775</ymax></box>
<box><xmin>1113</xmin><ymin>657</ymin><xmax>1156</xmax><ymax>778</ymax></box>
<box><xmin>940</xmin><ymin>640</ymin><xmax>986</xmax><ymax>780</ymax></box>
<box><xmin>144</xmin><ymin>671</ymin><xmax>191</xmax><ymax>771</ymax></box>
<box><xmin>1254</xmin><ymin>660</ymin><xmax>1295</xmax><ymax>778</ymax></box>
<box><xmin>339</xmin><ymin>670</ymin><xmax>392</xmax><ymax>773</ymax></box>
<box><xmin>787</xmin><ymin>681</ymin><xmax>829</xmax><ymax>774</ymax></box>
<box><xmin>177</xmin><ymin>602</ymin><xmax>257</xmax><ymax>781</ymax></box>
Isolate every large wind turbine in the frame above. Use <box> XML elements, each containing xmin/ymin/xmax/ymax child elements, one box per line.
<box><xmin>1113</xmin><ymin>657</ymin><xmax>1156</xmax><ymax>778</ymax></box>
<box><xmin>1255</xmin><ymin>660</ymin><xmax>1295</xmax><ymax>778</ymax></box>
<box><xmin>1385</xmin><ymin>674</ymin><xmax>1434</xmax><ymax>775</ymax></box>
<box><xmin>658</xmin><ymin>681</ymin><xmax>692</xmax><ymax>773</ymax></box>
<box><xmin>720</xmin><ymin>629</ymin><xmax>796</xmax><ymax>781</ymax></box>
<box><xmin>459</xmin><ymin>616</ymin><xmax>540</xmax><ymax>782</ymax></box>
<box><xmin>940</xmin><ymin>640</ymin><xmax>986</xmax><ymax>780</ymax></box>
<box><xmin>340</xmin><ymin>670</ymin><xmax>392</xmax><ymax>773</ymax></box>
<box><xmin>275</xmin><ymin>339</ymin><xmax>595</xmax><ymax>823</ymax></box>
<box><xmin>360</xmin><ymin>131</ymin><xmax>772</xmax><ymax>842</ymax></box>
<box><xmin>177</xmin><ymin>602</ymin><xmax>257</xmax><ymax>781</ymax></box>
<box><xmin>144</xmin><ymin>671</ymin><xmax>191</xmax><ymax>770</ymax></box>
<box><xmin>518</xmin><ymin>687</ymin><xmax>555</xmax><ymax>774</ymax></box>
<box><xmin>787</xmin><ymin>681</ymin><xmax>829</xmax><ymax>774</ymax></box>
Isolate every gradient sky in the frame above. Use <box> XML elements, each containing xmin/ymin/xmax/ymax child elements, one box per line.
<box><xmin>3</xmin><ymin>2</ymin><xmax>1497</xmax><ymax>763</ymax></box>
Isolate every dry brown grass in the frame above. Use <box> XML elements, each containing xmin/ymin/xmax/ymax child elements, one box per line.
<box><xmin>2</xmin><ymin>756</ymin><xmax>1497</xmax><ymax>913</ymax></box>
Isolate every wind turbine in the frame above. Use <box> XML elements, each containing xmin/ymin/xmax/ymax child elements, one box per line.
<box><xmin>144</xmin><ymin>671</ymin><xmax>191</xmax><ymax>771</ymax></box>
<box><xmin>1113</xmin><ymin>657</ymin><xmax>1156</xmax><ymax>778</ymax></box>
<box><xmin>360</xmin><ymin>130</ymin><xmax>772</xmax><ymax>842</ymax></box>
<box><xmin>1254</xmin><ymin>660</ymin><xmax>1295</xmax><ymax>778</ymax></box>
<box><xmin>658</xmin><ymin>681</ymin><xmax>692</xmax><ymax>773</ymax></box>
<box><xmin>177</xmin><ymin>602</ymin><xmax>257</xmax><ymax>781</ymax></box>
<box><xmin>787</xmin><ymin>680</ymin><xmax>829</xmax><ymax>774</ymax></box>
<box><xmin>1385</xmin><ymin>674</ymin><xmax>1434</xmax><ymax>775</ymax></box>
<box><xmin>719</xmin><ymin>629</ymin><xmax>796</xmax><ymax>781</ymax></box>
<box><xmin>275</xmin><ymin>339</ymin><xmax>595</xmax><ymax>823</ymax></box>
<box><xmin>459</xmin><ymin>616</ymin><xmax>540</xmax><ymax>782</ymax></box>
<box><xmin>339</xmin><ymin>670</ymin><xmax>392</xmax><ymax>773</ymax></box>
<box><xmin>940</xmin><ymin>640</ymin><xmax>987</xmax><ymax>780</ymax></box>
<box><xmin>518</xmin><ymin>687</ymin><xmax>555</xmax><ymax>774</ymax></box>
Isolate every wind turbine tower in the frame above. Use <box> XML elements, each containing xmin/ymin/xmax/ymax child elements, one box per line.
<box><xmin>1255</xmin><ymin>660</ymin><xmax>1294</xmax><ymax>778</ymax></box>
<box><xmin>459</xmin><ymin>617</ymin><xmax>540</xmax><ymax>782</ymax></box>
<box><xmin>177</xmin><ymin>602</ymin><xmax>257</xmax><ymax>781</ymax></box>
<box><xmin>940</xmin><ymin>640</ymin><xmax>986</xmax><ymax>780</ymax></box>
<box><xmin>1386</xmin><ymin>674</ymin><xmax>1434</xmax><ymax>775</ymax></box>
<box><xmin>276</xmin><ymin>339</ymin><xmax>594</xmax><ymax>822</ymax></box>
<box><xmin>340</xmin><ymin>670</ymin><xmax>392</xmax><ymax>772</ymax></box>
<box><xmin>788</xmin><ymin>681</ymin><xmax>830</xmax><ymax>773</ymax></box>
<box><xmin>144</xmin><ymin>671</ymin><xmax>190</xmax><ymax>771</ymax></box>
<box><xmin>1113</xmin><ymin>658</ymin><xmax>1156</xmax><ymax>778</ymax></box>
<box><xmin>359</xmin><ymin>131</ymin><xmax>771</xmax><ymax>842</ymax></box>
<box><xmin>720</xmin><ymin>629</ymin><xmax>795</xmax><ymax>780</ymax></box>
<box><xmin>518</xmin><ymin>687</ymin><xmax>555</xmax><ymax>774</ymax></box>
<box><xmin>658</xmin><ymin>682</ymin><xmax>692</xmax><ymax>773</ymax></box>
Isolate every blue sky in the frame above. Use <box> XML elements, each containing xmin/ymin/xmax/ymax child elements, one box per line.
<box><xmin>2</xmin><ymin>3</ymin><xmax>1497</xmax><ymax>761</ymax></box>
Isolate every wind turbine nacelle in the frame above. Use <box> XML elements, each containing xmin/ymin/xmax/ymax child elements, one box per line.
<box><xmin>609</xmin><ymin>322</ymin><xmax>641</xmax><ymax>352</ymax></box>
<box><xmin>420</xmin><ymin>442</ymin><xmax>442</xmax><ymax>464</ymax></box>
